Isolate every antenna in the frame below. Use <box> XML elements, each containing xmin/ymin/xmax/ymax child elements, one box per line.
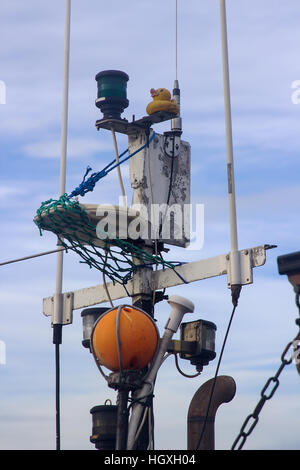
<box><xmin>175</xmin><ymin>0</ymin><xmax>178</xmax><ymax>81</ymax></box>
<box><xmin>53</xmin><ymin>0</ymin><xmax>71</xmax><ymax>451</ymax></box>
<box><xmin>171</xmin><ymin>0</ymin><xmax>182</xmax><ymax>135</ymax></box>
<box><xmin>219</xmin><ymin>0</ymin><xmax>241</xmax><ymax>288</ymax></box>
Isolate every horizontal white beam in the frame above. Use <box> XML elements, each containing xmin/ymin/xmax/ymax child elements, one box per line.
<box><xmin>43</xmin><ymin>244</ymin><xmax>274</xmax><ymax>320</ymax></box>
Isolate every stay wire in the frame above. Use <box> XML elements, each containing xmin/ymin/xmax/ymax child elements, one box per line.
<box><xmin>111</xmin><ymin>127</ymin><xmax>126</xmax><ymax>206</ymax></box>
<box><xmin>175</xmin><ymin>0</ymin><xmax>178</xmax><ymax>80</ymax></box>
<box><xmin>102</xmin><ymin>249</ymin><xmax>114</xmax><ymax>308</ymax></box>
<box><xmin>0</xmin><ymin>246</ymin><xmax>66</xmax><ymax>267</ymax></box>
<box><xmin>196</xmin><ymin>299</ymin><xmax>239</xmax><ymax>450</ymax></box>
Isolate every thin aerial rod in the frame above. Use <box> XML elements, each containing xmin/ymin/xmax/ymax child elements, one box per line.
<box><xmin>53</xmin><ymin>0</ymin><xmax>71</xmax><ymax>453</ymax></box>
<box><xmin>219</xmin><ymin>0</ymin><xmax>241</xmax><ymax>284</ymax></box>
<box><xmin>54</xmin><ymin>0</ymin><xmax>71</xmax><ymax>328</ymax></box>
<box><xmin>175</xmin><ymin>0</ymin><xmax>178</xmax><ymax>80</ymax></box>
<box><xmin>0</xmin><ymin>247</ymin><xmax>65</xmax><ymax>267</ymax></box>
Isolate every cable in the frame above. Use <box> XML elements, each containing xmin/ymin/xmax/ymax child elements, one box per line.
<box><xmin>175</xmin><ymin>0</ymin><xmax>178</xmax><ymax>80</ymax></box>
<box><xmin>148</xmin><ymin>406</ymin><xmax>154</xmax><ymax>450</ymax></box>
<box><xmin>54</xmin><ymin>340</ymin><xmax>61</xmax><ymax>451</ymax></box>
<box><xmin>0</xmin><ymin>246</ymin><xmax>66</xmax><ymax>267</ymax></box>
<box><xmin>174</xmin><ymin>354</ymin><xmax>201</xmax><ymax>378</ymax></box>
<box><xmin>196</xmin><ymin>301</ymin><xmax>239</xmax><ymax>450</ymax></box>
<box><xmin>132</xmin><ymin>407</ymin><xmax>149</xmax><ymax>449</ymax></box>
<box><xmin>159</xmin><ymin>134</ymin><xmax>176</xmax><ymax>239</ymax></box>
<box><xmin>145</xmin><ymin>130</ymin><xmax>159</xmax><ymax>307</ymax></box>
<box><xmin>111</xmin><ymin>128</ymin><xmax>126</xmax><ymax>206</ymax></box>
<box><xmin>165</xmin><ymin>137</ymin><xmax>175</xmax><ymax>207</ymax></box>
<box><xmin>116</xmin><ymin>305</ymin><xmax>123</xmax><ymax>373</ymax></box>
<box><xmin>67</xmin><ymin>131</ymin><xmax>156</xmax><ymax>199</ymax></box>
<box><xmin>103</xmin><ymin>271</ymin><xmax>114</xmax><ymax>308</ymax></box>
<box><xmin>102</xmin><ymin>250</ymin><xmax>114</xmax><ymax>308</ymax></box>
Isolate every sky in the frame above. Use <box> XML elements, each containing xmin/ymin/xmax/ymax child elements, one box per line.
<box><xmin>1</xmin><ymin>0</ymin><xmax>300</xmax><ymax>451</ymax></box>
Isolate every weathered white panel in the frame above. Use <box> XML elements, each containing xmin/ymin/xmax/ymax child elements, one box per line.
<box><xmin>129</xmin><ymin>131</ymin><xmax>191</xmax><ymax>247</ymax></box>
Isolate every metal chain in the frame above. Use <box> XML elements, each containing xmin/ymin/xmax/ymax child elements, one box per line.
<box><xmin>231</xmin><ymin>336</ymin><xmax>299</xmax><ymax>450</ymax></box>
<box><xmin>232</xmin><ymin>288</ymin><xmax>300</xmax><ymax>450</ymax></box>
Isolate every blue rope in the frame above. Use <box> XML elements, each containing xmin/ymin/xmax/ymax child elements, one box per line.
<box><xmin>68</xmin><ymin>131</ymin><xmax>156</xmax><ymax>199</ymax></box>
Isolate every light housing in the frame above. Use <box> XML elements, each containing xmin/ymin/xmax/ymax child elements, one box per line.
<box><xmin>90</xmin><ymin>403</ymin><xmax>118</xmax><ymax>450</ymax></box>
<box><xmin>180</xmin><ymin>319</ymin><xmax>217</xmax><ymax>372</ymax></box>
<box><xmin>95</xmin><ymin>70</ymin><xmax>129</xmax><ymax>120</ymax></box>
<box><xmin>81</xmin><ymin>307</ymin><xmax>109</xmax><ymax>350</ymax></box>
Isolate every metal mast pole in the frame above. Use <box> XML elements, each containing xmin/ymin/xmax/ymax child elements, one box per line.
<box><xmin>53</xmin><ymin>0</ymin><xmax>71</xmax><ymax>452</ymax></box>
<box><xmin>53</xmin><ymin>0</ymin><xmax>71</xmax><ymax>334</ymax></box>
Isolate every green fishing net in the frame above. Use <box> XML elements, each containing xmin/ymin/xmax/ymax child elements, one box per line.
<box><xmin>34</xmin><ymin>194</ymin><xmax>180</xmax><ymax>285</ymax></box>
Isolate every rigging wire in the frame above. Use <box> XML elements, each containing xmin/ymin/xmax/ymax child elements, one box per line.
<box><xmin>195</xmin><ymin>301</ymin><xmax>238</xmax><ymax>450</ymax></box>
<box><xmin>102</xmin><ymin>249</ymin><xmax>114</xmax><ymax>308</ymax></box>
<box><xmin>175</xmin><ymin>0</ymin><xmax>178</xmax><ymax>80</ymax></box>
<box><xmin>67</xmin><ymin>132</ymin><xmax>155</xmax><ymax>199</ymax></box>
<box><xmin>111</xmin><ymin>128</ymin><xmax>126</xmax><ymax>207</ymax></box>
<box><xmin>0</xmin><ymin>246</ymin><xmax>66</xmax><ymax>267</ymax></box>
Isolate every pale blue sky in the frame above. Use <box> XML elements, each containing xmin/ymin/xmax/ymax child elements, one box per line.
<box><xmin>1</xmin><ymin>0</ymin><xmax>300</xmax><ymax>450</ymax></box>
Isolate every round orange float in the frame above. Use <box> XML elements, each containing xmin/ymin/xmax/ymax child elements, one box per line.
<box><xmin>91</xmin><ymin>305</ymin><xmax>159</xmax><ymax>372</ymax></box>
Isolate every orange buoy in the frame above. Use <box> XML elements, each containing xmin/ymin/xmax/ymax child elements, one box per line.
<box><xmin>91</xmin><ymin>305</ymin><xmax>159</xmax><ymax>372</ymax></box>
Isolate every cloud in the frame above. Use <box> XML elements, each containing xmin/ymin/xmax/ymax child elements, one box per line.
<box><xmin>23</xmin><ymin>137</ymin><xmax>113</xmax><ymax>159</ymax></box>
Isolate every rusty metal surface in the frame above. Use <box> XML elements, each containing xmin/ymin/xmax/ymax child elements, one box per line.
<box><xmin>187</xmin><ymin>375</ymin><xmax>236</xmax><ymax>450</ymax></box>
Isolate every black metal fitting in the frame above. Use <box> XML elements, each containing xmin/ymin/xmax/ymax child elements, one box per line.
<box><xmin>277</xmin><ymin>251</ymin><xmax>300</xmax><ymax>276</ymax></box>
<box><xmin>90</xmin><ymin>403</ymin><xmax>118</xmax><ymax>450</ymax></box>
<box><xmin>167</xmin><ymin>319</ymin><xmax>217</xmax><ymax>373</ymax></box>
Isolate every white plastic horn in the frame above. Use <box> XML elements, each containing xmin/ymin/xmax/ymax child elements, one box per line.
<box><xmin>127</xmin><ymin>295</ymin><xmax>194</xmax><ymax>449</ymax></box>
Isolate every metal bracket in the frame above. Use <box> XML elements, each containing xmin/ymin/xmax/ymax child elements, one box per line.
<box><xmin>47</xmin><ymin>291</ymin><xmax>74</xmax><ymax>326</ymax></box>
<box><xmin>167</xmin><ymin>339</ymin><xmax>204</xmax><ymax>356</ymax></box>
<box><xmin>42</xmin><ymin>244</ymin><xmax>276</xmax><ymax>321</ymax></box>
<box><xmin>226</xmin><ymin>249</ymin><xmax>252</xmax><ymax>287</ymax></box>
<box><xmin>95</xmin><ymin>111</ymin><xmax>177</xmax><ymax>135</ymax></box>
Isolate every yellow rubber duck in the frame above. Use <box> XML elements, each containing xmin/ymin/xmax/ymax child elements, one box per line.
<box><xmin>146</xmin><ymin>88</ymin><xmax>179</xmax><ymax>115</ymax></box>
